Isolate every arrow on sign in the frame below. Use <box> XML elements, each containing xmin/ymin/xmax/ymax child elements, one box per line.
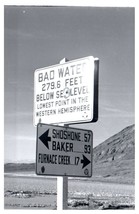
<box><xmin>81</xmin><ymin>155</ymin><xmax>91</xmax><ymax>169</ymax></box>
<box><xmin>39</xmin><ymin>129</ymin><xmax>51</xmax><ymax>149</ymax></box>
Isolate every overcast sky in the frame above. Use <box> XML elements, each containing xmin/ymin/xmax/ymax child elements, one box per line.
<box><xmin>4</xmin><ymin>6</ymin><xmax>134</xmax><ymax>163</ymax></box>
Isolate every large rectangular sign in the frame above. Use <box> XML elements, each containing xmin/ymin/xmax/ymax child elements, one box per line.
<box><xmin>36</xmin><ymin>123</ymin><xmax>93</xmax><ymax>177</ymax></box>
<box><xmin>34</xmin><ymin>56</ymin><xmax>99</xmax><ymax>126</ymax></box>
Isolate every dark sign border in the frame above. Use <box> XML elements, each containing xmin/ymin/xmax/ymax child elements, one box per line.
<box><xmin>36</xmin><ymin>123</ymin><xmax>93</xmax><ymax>177</ymax></box>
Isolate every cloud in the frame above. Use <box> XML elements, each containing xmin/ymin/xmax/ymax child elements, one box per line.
<box><xmin>7</xmin><ymin>80</ymin><xmax>34</xmax><ymax>91</ymax></box>
<box><xmin>16</xmin><ymin>135</ymin><xmax>35</xmax><ymax>141</ymax></box>
<box><xmin>6</xmin><ymin>28</ymin><xmax>34</xmax><ymax>40</ymax></box>
<box><xmin>5</xmin><ymin>111</ymin><xmax>33</xmax><ymax>118</ymax></box>
<box><xmin>5</xmin><ymin>134</ymin><xmax>35</xmax><ymax>142</ymax></box>
<box><xmin>100</xmin><ymin>104</ymin><xmax>134</xmax><ymax>118</ymax></box>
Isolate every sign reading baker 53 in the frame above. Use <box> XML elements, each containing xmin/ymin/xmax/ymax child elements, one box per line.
<box><xmin>34</xmin><ymin>56</ymin><xmax>99</xmax><ymax>125</ymax></box>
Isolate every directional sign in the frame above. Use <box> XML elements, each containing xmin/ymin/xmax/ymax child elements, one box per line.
<box><xmin>36</xmin><ymin>123</ymin><xmax>93</xmax><ymax>177</ymax></box>
<box><xmin>34</xmin><ymin>56</ymin><xmax>99</xmax><ymax>126</ymax></box>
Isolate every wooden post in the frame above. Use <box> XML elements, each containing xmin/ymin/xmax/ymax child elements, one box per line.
<box><xmin>57</xmin><ymin>58</ymin><xmax>69</xmax><ymax>210</ymax></box>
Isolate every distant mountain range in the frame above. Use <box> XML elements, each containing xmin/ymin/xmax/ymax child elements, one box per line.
<box><xmin>4</xmin><ymin>124</ymin><xmax>135</xmax><ymax>184</ymax></box>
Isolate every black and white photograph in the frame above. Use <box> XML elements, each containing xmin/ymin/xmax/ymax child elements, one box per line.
<box><xmin>3</xmin><ymin>2</ymin><xmax>135</xmax><ymax>210</ymax></box>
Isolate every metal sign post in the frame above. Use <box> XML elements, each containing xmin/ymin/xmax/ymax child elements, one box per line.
<box><xmin>36</xmin><ymin>123</ymin><xmax>93</xmax><ymax>209</ymax></box>
<box><xmin>57</xmin><ymin>175</ymin><xmax>68</xmax><ymax>210</ymax></box>
<box><xmin>63</xmin><ymin>123</ymin><xmax>69</xmax><ymax>210</ymax></box>
<box><xmin>63</xmin><ymin>175</ymin><xmax>68</xmax><ymax>209</ymax></box>
<box><xmin>34</xmin><ymin>57</ymin><xmax>97</xmax><ymax>210</ymax></box>
<box><xmin>58</xmin><ymin>59</ymin><xmax>69</xmax><ymax>210</ymax></box>
<box><xmin>56</xmin><ymin>57</ymin><xmax>68</xmax><ymax>210</ymax></box>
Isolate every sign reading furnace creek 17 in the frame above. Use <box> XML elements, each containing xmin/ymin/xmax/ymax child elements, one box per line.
<box><xmin>36</xmin><ymin>123</ymin><xmax>93</xmax><ymax>177</ymax></box>
<box><xmin>34</xmin><ymin>56</ymin><xmax>99</xmax><ymax>125</ymax></box>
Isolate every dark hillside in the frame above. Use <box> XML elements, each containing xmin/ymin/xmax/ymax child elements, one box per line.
<box><xmin>92</xmin><ymin>124</ymin><xmax>135</xmax><ymax>184</ymax></box>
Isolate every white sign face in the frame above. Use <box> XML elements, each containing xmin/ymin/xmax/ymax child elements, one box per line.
<box><xmin>36</xmin><ymin>124</ymin><xmax>93</xmax><ymax>177</ymax></box>
<box><xmin>34</xmin><ymin>56</ymin><xmax>99</xmax><ymax>126</ymax></box>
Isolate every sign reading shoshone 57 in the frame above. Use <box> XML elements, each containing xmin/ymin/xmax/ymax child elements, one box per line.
<box><xmin>34</xmin><ymin>56</ymin><xmax>99</xmax><ymax>125</ymax></box>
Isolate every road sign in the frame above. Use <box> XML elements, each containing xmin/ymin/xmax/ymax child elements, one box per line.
<box><xmin>36</xmin><ymin>123</ymin><xmax>93</xmax><ymax>177</ymax></box>
<box><xmin>34</xmin><ymin>56</ymin><xmax>99</xmax><ymax>126</ymax></box>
